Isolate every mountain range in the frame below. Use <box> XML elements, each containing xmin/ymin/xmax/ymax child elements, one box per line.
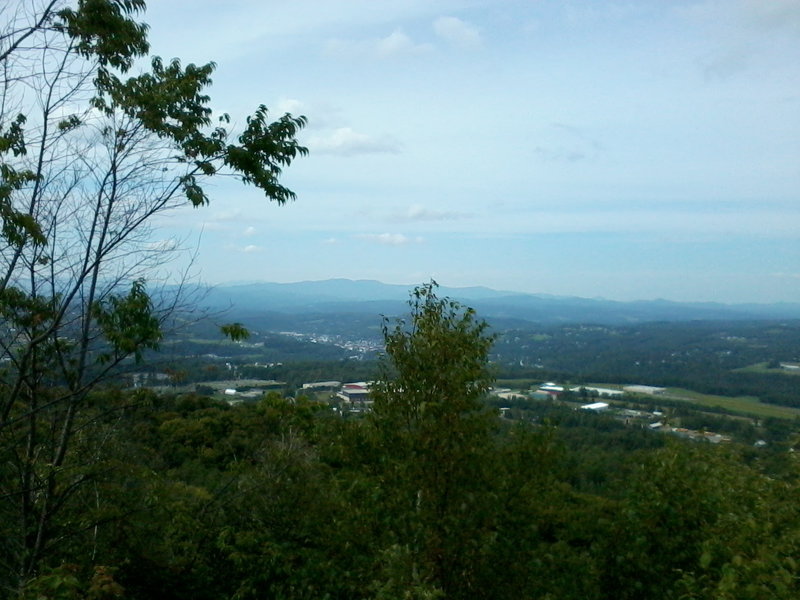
<box><xmin>198</xmin><ymin>279</ymin><xmax>800</xmax><ymax>327</ymax></box>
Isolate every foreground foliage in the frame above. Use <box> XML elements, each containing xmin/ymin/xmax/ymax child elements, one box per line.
<box><xmin>1</xmin><ymin>0</ymin><xmax>305</xmax><ymax>593</ymax></box>
<box><xmin>2</xmin><ymin>285</ymin><xmax>799</xmax><ymax>599</ymax></box>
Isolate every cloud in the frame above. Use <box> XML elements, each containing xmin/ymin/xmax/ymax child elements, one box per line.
<box><xmin>355</xmin><ymin>233</ymin><xmax>423</xmax><ymax>246</ymax></box>
<box><xmin>433</xmin><ymin>16</ymin><xmax>481</xmax><ymax>48</ymax></box>
<box><xmin>699</xmin><ymin>47</ymin><xmax>750</xmax><ymax>80</ymax></box>
<box><xmin>308</xmin><ymin>127</ymin><xmax>401</xmax><ymax>156</ymax></box>
<box><xmin>326</xmin><ymin>28</ymin><xmax>432</xmax><ymax>58</ymax></box>
<box><xmin>272</xmin><ymin>98</ymin><xmax>342</xmax><ymax>130</ymax></box>
<box><xmin>209</xmin><ymin>209</ymin><xmax>243</xmax><ymax>222</ymax></box>
<box><xmin>396</xmin><ymin>204</ymin><xmax>471</xmax><ymax>222</ymax></box>
<box><xmin>242</xmin><ymin>226</ymin><xmax>256</xmax><ymax>237</ymax></box>
<box><xmin>679</xmin><ymin>0</ymin><xmax>800</xmax><ymax>80</ymax></box>
<box><xmin>145</xmin><ymin>239</ymin><xmax>179</xmax><ymax>252</ymax></box>
<box><xmin>194</xmin><ymin>208</ymin><xmax>244</xmax><ymax>233</ymax></box>
<box><xmin>534</xmin><ymin>123</ymin><xmax>601</xmax><ymax>162</ymax></box>
<box><xmin>197</xmin><ymin>221</ymin><xmax>229</xmax><ymax>232</ymax></box>
<box><xmin>489</xmin><ymin>205</ymin><xmax>800</xmax><ymax>237</ymax></box>
<box><xmin>274</xmin><ymin>98</ymin><xmax>305</xmax><ymax>115</ymax></box>
<box><xmin>242</xmin><ymin>245</ymin><xmax>261</xmax><ymax>253</ymax></box>
<box><xmin>533</xmin><ymin>146</ymin><xmax>592</xmax><ymax>163</ymax></box>
<box><xmin>377</xmin><ymin>29</ymin><xmax>432</xmax><ymax>57</ymax></box>
<box><xmin>322</xmin><ymin>237</ymin><xmax>338</xmax><ymax>245</ymax></box>
<box><xmin>740</xmin><ymin>0</ymin><xmax>800</xmax><ymax>34</ymax></box>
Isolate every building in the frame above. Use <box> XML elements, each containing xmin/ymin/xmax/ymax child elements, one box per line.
<box><xmin>302</xmin><ymin>381</ymin><xmax>341</xmax><ymax>391</ymax></box>
<box><xmin>337</xmin><ymin>382</ymin><xmax>371</xmax><ymax>404</ymax></box>
<box><xmin>570</xmin><ymin>386</ymin><xmax>624</xmax><ymax>398</ymax></box>
<box><xmin>623</xmin><ymin>385</ymin><xmax>667</xmax><ymax>395</ymax></box>
<box><xmin>538</xmin><ymin>383</ymin><xmax>564</xmax><ymax>398</ymax></box>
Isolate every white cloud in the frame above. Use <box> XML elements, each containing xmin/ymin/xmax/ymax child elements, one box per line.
<box><xmin>193</xmin><ymin>208</ymin><xmax>244</xmax><ymax>233</ymax></box>
<box><xmin>493</xmin><ymin>207</ymin><xmax>800</xmax><ymax>237</ymax></box>
<box><xmin>197</xmin><ymin>221</ymin><xmax>230</xmax><ymax>232</ymax></box>
<box><xmin>242</xmin><ymin>245</ymin><xmax>261</xmax><ymax>253</ymax></box>
<box><xmin>396</xmin><ymin>204</ymin><xmax>470</xmax><ymax>222</ymax></box>
<box><xmin>147</xmin><ymin>0</ymin><xmax>463</xmax><ymax>63</ymax></box>
<box><xmin>679</xmin><ymin>0</ymin><xmax>800</xmax><ymax>80</ymax></box>
<box><xmin>377</xmin><ymin>29</ymin><xmax>432</xmax><ymax>57</ymax></box>
<box><xmin>243</xmin><ymin>226</ymin><xmax>256</xmax><ymax>237</ymax></box>
<box><xmin>308</xmin><ymin>127</ymin><xmax>401</xmax><ymax>156</ymax></box>
<box><xmin>272</xmin><ymin>99</ymin><xmax>341</xmax><ymax>130</ymax></box>
<box><xmin>322</xmin><ymin>237</ymin><xmax>338</xmax><ymax>245</ymax></box>
<box><xmin>699</xmin><ymin>47</ymin><xmax>751</xmax><ymax>80</ymax></box>
<box><xmin>274</xmin><ymin>98</ymin><xmax>305</xmax><ymax>115</ymax></box>
<box><xmin>325</xmin><ymin>28</ymin><xmax>433</xmax><ymax>58</ymax></box>
<box><xmin>533</xmin><ymin>123</ymin><xmax>601</xmax><ymax>162</ymax></box>
<box><xmin>145</xmin><ymin>239</ymin><xmax>179</xmax><ymax>252</ymax></box>
<box><xmin>356</xmin><ymin>233</ymin><xmax>422</xmax><ymax>246</ymax></box>
<box><xmin>209</xmin><ymin>209</ymin><xmax>243</xmax><ymax>222</ymax></box>
<box><xmin>740</xmin><ymin>0</ymin><xmax>800</xmax><ymax>34</ymax></box>
<box><xmin>433</xmin><ymin>16</ymin><xmax>481</xmax><ymax>48</ymax></box>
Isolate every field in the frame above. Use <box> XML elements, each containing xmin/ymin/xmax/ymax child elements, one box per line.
<box><xmin>661</xmin><ymin>388</ymin><xmax>800</xmax><ymax>420</ymax></box>
<box><xmin>734</xmin><ymin>362</ymin><xmax>800</xmax><ymax>376</ymax></box>
<box><xmin>496</xmin><ymin>378</ymin><xmax>800</xmax><ymax>420</ymax></box>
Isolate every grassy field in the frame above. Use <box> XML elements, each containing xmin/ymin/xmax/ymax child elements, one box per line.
<box><xmin>577</xmin><ymin>381</ymin><xmax>799</xmax><ymax>420</ymax></box>
<box><xmin>734</xmin><ymin>362</ymin><xmax>800</xmax><ymax>376</ymax></box>
<box><xmin>150</xmin><ymin>379</ymin><xmax>286</xmax><ymax>397</ymax></box>
<box><xmin>663</xmin><ymin>388</ymin><xmax>800</xmax><ymax>420</ymax></box>
<box><xmin>495</xmin><ymin>378</ymin><xmax>543</xmax><ymax>389</ymax></box>
<box><xmin>497</xmin><ymin>377</ymin><xmax>800</xmax><ymax>420</ymax></box>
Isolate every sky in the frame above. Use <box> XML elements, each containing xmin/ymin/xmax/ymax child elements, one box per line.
<box><xmin>143</xmin><ymin>0</ymin><xmax>799</xmax><ymax>303</ymax></box>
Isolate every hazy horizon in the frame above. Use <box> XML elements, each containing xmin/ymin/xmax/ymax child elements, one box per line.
<box><xmin>204</xmin><ymin>276</ymin><xmax>800</xmax><ymax>307</ymax></box>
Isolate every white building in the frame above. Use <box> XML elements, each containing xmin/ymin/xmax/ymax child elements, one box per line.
<box><xmin>623</xmin><ymin>385</ymin><xmax>666</xmax><ymax>395</ymax></box>
<box><xmin>570</xmin><ymin>386</ymin><xmax>624</xmax><ymax>398</ymax></box>
<box><xmin>337</xmin><ymin>382</ymin><xmax>371</xmax><ymax>403</ymax></box>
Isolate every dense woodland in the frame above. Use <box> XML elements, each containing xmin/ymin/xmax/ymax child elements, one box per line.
<box><xmin>4</xmin><ymin>284</ymin><xmax>800</xmax><ymax>599</ymax></box>
<box><xmin>493</xmin><ymin>321</ymin><xmax>800</xmax><ymax>406</ymax></box>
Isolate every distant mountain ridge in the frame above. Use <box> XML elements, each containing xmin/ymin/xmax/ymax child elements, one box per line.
<box><xmin>199</xmin><ymin>279</ymin><xmax>800</xmax><ymax>326</ymax></box>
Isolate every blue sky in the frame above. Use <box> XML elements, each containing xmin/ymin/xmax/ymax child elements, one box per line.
<box><xmin>144</xmin><ymin>0</ymin><xmax>799</xmax><ymax>303</ymax></box>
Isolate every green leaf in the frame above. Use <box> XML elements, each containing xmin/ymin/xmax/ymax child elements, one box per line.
<box><xmin>92</xmin><ymin>279</ymin><xmax>162</xmax><ymax>363</ymax></box>
<box><xmin>221</xmin><ymin>322</ymin><xmax>250</xmax><ymax>341</ymax></box>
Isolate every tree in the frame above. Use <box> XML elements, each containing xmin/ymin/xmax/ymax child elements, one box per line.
<box><xmin>0</xmin><ymin>1</ymin><xmax>306</xmax><ymax>591</ymax></box>
<box><xmin>368</xmin><ymin>282</ymin><xmax>498</xmax><ymax>598</ymax></box>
